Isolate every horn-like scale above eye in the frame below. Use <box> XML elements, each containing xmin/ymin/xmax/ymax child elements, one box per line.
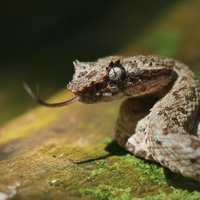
<box><xmin>109</xmin><ymin>67</ymin><xmax>122</xmax><ymax>81</ymax></box>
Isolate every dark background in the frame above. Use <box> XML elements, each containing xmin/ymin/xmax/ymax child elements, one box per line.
<box><xmin>0</xmin><ymin>0</ymin><xmax>199</xmax><ymax>125</ymax></box>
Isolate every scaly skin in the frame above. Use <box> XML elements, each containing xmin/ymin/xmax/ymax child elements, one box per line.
<box><xmin>67</xmin><ymin>55</ymin><xmax>200</xmax><ymax>181</ymax></box>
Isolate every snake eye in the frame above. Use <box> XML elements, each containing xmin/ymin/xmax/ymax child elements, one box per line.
<box><xmin>108</xmin><ymin>67</ymin><xmax>122</xmax><ymax>81</ymax></box>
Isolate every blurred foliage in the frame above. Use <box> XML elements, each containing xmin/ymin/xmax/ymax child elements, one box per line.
<box><xmin>0</xmin><ymin>0</ymin><xmax>200</xmax><ymax>125</ymax></box>
<box><xmin>144</xmin><ymin>29</ymin><xmax>184</xmax><ymax>57</ymax></box>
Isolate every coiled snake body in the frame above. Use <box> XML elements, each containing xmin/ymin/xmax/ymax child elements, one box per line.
<box><xmin>26</xmin><ymin>55</ymin><xmax>200</xmax><ymax>181</ymax></box>
<box><xmin>68</xmin><ymin>55</ymin><xmax>200</xmax><ymax>181</ymax></box>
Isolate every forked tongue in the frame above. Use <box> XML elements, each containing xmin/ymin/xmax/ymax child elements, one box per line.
<box><xmin>23</xmin><ymin>82</ymin><xmax>80</xmax><ymax>107</ymax></box>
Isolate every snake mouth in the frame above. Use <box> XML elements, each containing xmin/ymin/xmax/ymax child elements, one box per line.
<box><xmin>23</xmin><ymin>82</ymin><xmax>80</xmax><ymax>107</ymax></box>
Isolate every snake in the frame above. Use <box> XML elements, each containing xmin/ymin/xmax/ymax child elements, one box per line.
<box><xmin>24</xmin><ymin>55</ymin><xmax>200</xmax><ymax>181</ymax></box>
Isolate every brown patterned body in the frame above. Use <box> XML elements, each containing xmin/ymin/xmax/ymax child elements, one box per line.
<box><xmin>67</xmin><ymin>55</ymin><xmax>200</xmax><ymax>181</ymax></box>
<box><xmin>145</xmin><ymin>61</ymin><xmax>200</xmax><ymax>180</ymax></box>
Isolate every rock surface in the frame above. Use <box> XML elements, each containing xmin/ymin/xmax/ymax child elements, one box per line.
<box><xmin>0</xmin><ymin>91</ymin><xmax>200</xmax><ymax>200</ymax></box>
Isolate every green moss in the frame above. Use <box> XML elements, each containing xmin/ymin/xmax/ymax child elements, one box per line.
<box><xmin>84</xmin><ymin>185</ymin><xmax>113</xmax><ymax>199</ymax></box>
<box><xmin>132</xmin><ymin>188</ymin><xmax>200</xmax><ymax>200</ymax></box>
<box><xmin>80</xmin><ymin>185</ymin><xmax>132</xmax><ymax>200</ymax></box>
<box><xmin>117</xmin><ymin>187</ymin><xmax>132</xmax><ymax>200</ymax></box>
<box><xmin>120</xmin><ymin>154</ymin><xmax>167</xmax><ymax>185</ymax></box>
<box><xmin>82</xmin><ymin>155</ymin><xmax>170</xmax><ymax>199</ymax></box>
<box><xmin>102</xmin><ymin>137</ymin><xmax>114</xmax><ymax>145</ymax></box>
<box><xmin>89</xmin><ymin>160</ymin><xmax>110</xmax><ymax>177</ymax></box>
<box><xmin>35</xmin><ymin>138</ymin><xmax>200</xmax><ymax>200</ymax></box>
<box><xmin>96</xmin><ymin>160</ymin><xmax>111</xmax><ymax>168</ymax></box>
<box><xmin>120</xmin><ymin>154</ymin><xmax>200</xmax><ymax>191</ymax></box>
<box><xmin>71</xmin><ymin>142</ymin><xmax>111</xmax><ymax>163</ymax></box>
<box><xmin>90</xmin><ymin>168</ymin><xmax>106</xmax><ymax>177</ymax></box>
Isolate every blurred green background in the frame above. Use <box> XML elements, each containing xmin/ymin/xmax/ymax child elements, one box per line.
<box><xmin>0</xmin><ymin>0</ymin><xmax>200</xmax><ymax>126</ymax></box>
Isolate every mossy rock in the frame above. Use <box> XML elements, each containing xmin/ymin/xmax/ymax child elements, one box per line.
<box><xmin>0</xmin><ymin>91</ymin><xmax>200</xmax><ymax>200</ymax></box>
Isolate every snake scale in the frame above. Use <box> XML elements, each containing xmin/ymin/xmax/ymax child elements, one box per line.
<box><xmin>25</xmin><ymin>55</ymin><xmax>200</xmax><ymax>181</ymax></box>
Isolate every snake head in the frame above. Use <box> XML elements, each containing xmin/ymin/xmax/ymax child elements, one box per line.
<box><xmin>67</xmin><ymin>56</ymin><xmax>127</xmax><ymax>103</ymax></box>
<box><xmin>67</xmin><ymin>55</ymin><xmax>174</xmax><ymax>103</ymax></box>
